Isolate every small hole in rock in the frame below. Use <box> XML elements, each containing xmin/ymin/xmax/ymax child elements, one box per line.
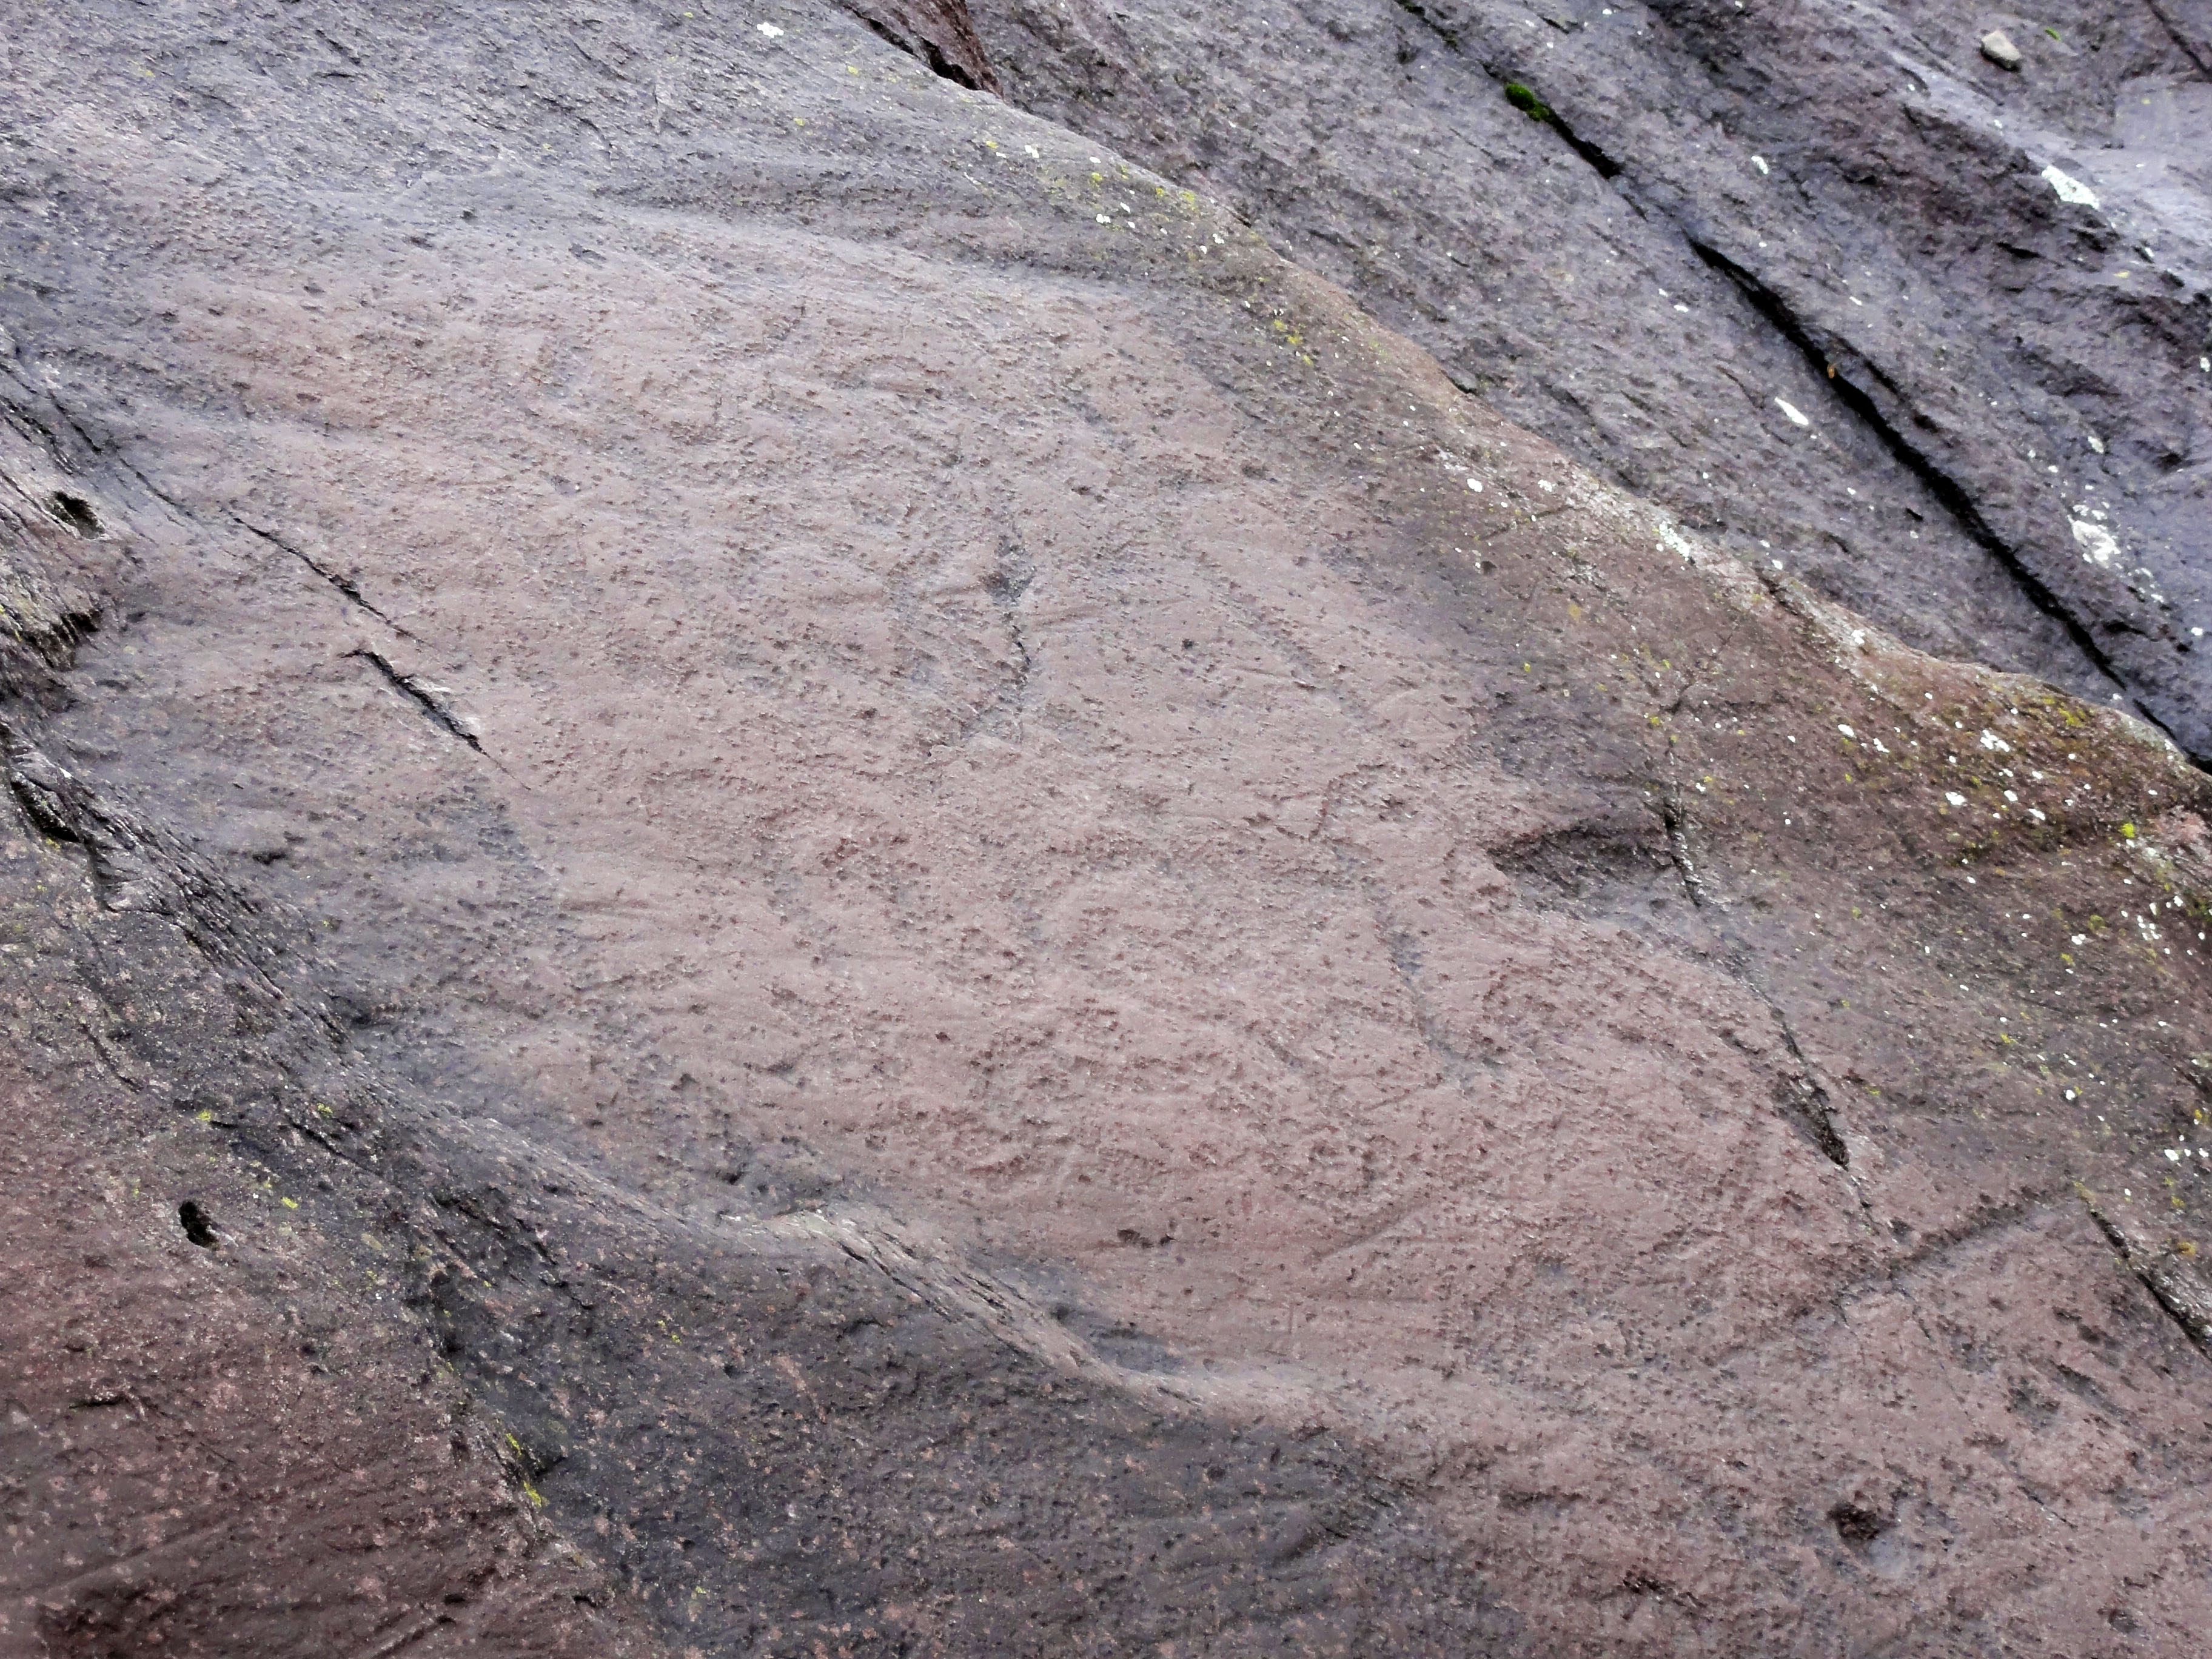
<box><xmin>1828</xmin><ymin>1501</ymin><xmax>1886</xmax><ymax>1545</ymax></box>
<box><xmin>178</xmin><ymin>1199</ymin><xmax>218</xmax><ymax>1248</ymax></box>
<box><xmin>49</xmin><ymin>492</ymin><xmax>101</xmax><ymax>537</ymax></box>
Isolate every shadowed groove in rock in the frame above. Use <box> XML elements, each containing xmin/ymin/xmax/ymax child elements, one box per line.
<box><xmin>974</xmin><ymin>0</ymin><xmax>2212</xmax><ymax>759</ymax></box>
<box><xmin>1684</xmin><ymin>238</ymin><xmax>2158</xmax><ymax>749</ymax></box>
<box><xmin>1383</xmin><ymin>4</ymin><xmax>2159</xmax><ymax>756</ymax></box>
<box><xmin>347</xmin><ymin>649</ymin><xmax>485</xmax><ymax>754</ymax></box>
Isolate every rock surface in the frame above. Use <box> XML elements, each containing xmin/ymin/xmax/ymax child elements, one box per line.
<box><xmin>973</xmin><ymin>0</ymin><xmax>2212</xmax><ymax>755</ymax></box>
<box><xmin>4</xmin><ymin>3</ymin><xmax>2212</xmax><ymax>1657</ymax></box>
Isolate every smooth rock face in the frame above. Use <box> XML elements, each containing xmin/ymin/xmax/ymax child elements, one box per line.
<box><xmin>5</xmin><ymin>4</ymin><xmax>2212</xmax><ymax>1657</ymax></box>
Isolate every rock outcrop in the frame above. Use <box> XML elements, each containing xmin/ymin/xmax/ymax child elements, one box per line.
<box><xmin>5</xmin><ymin>3</ymin><xmax>2212</xmax><ymax>1656</ymax></box>
<box><xmin>974</xmin><ymin>0</ymin><xmax>2212</xmax><ymax>754</ymax></box>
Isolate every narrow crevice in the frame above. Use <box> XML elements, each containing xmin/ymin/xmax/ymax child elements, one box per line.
<box><xmin>859</xmin><ymin>15</ymin><xmax>984</xmax><ymax>91</ymax></box>
<box><xmin>5</xmin><ymin>371</ymin><xmax>421</xmax><ymax>648</ymax></box>
<box><xmin>235</xmin><ymin>517</ymin><xmax>416</xmax><ymax>638</ymax></box>
<box><xmin>1768</xmin><ymin>1009</ymin><xmax>1852</xmax><ymax>1168</ymax></box>
<box><xmin>1390</xmin><ymin>1</ymin><xmax>1624</xmax><ymax>178</ymax></box>
<box><xmin>1544</xmin><ymin>112</ymin><xmax>1623</xmax><ymax>181</ymax></box>
<box><xmin>1386</xmin><ymin>0</ymin><xmax>1462</xmax><ymax>50</ymax></box>
<box><xmin>1663</xmin><ymin>791</ymin><xmax>1849</xmax><ymax>1166</ymax></box>
<box><xmin>2087</xmin><ymin>1199</ymin><xmax>2212</xmax><ymax>1353</ymax></box>
<box><xmin>1501</xmin><ymin>82</ymin><xmax>1623</xmax><ymax>178</ymax></box>
<box><xmin>1681</xmin><ymin>239</ymin><xmax>2169</xmax><ymax>737</ymax></box>
<box><xmin>2</xmin><ymin>722</ymin><xmax>306</xmax><ymax>1009</ymax></box>
<box><xmin>0</xmin><ymin>380</ymin><xmax>113</xmax><ymax>491</ymax></box>
<box><xmin>840</xmin><ymin>0</ymin><xmax>1002</xmax><ymax>93</ymax></box>
<box><xmin>1660</xmin><ymin>795</ymin><xmax>1706</xmax><ymax>908</ymax></box>
<box><xmin>2137</xmin><ymin>0</ymin><xmax>2212</xmax><ymax>78</ymax></box>
<box><xmin>348</xmin><ymin>650</ymin><xmax>483</xmax><ymax>752</ymax></box>
<box><xmin>1298</xmin><ymin>28</ymin><xmax>2177</xmax><ymax>760</ymax></box>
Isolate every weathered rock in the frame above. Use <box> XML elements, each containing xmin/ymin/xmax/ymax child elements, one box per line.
<box><xmin>971</xmin><ymin>0</ymin><xmax>2212</xmax><ymax>756</ymax></box>
<box><xmin>835</xmin><ymin>0</ymin><xmax>1003</xmax><ymax>92</ymax></box>
<box><xmin>1980</xmin><ymin>28</ymin><xmax>2023</xmax><ymax>69</ymax></box>
<box><xmin>5</xmin><ymin>2</ymin><xmax>2212</xmax><ymax>1657</ymax></box>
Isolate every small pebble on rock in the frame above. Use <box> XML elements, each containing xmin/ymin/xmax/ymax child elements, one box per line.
<box><xmin>1980</xmin><ymin>30</ymin><xmax>2022</xmax><ymax>69</ymax></box>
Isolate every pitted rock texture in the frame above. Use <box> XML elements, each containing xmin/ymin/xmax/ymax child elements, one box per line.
<box><xmin>5</xmin><ymin>3</ymin><xmax>2212</xmax><ymax>1657</ymax></box>
<box><xmin>971</xmin><ymin>0</ymin><xmax>2212</xmax><ymax>754</ymax></box>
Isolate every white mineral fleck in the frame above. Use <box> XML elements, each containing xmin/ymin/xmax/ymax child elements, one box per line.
<box><xmin>2041</xmin><ymin>165</ymin><xmax>2099</xmax><ymax>208</ymax></box>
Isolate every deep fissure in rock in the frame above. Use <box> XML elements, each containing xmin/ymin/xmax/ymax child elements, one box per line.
<box><xmin>1449</xmin><ymin>62</ymin><xmax>2162</xmax><ymax>747</ymax></box>
<box><xmin>348</xmin><ymin>649</ymin><xmax>484</xmax><ymax>752</ymax></box>
<box><xmin>1682</xmin><ymin>238</ymin><xmax>2165</xmax><ymax>742</ymax></box>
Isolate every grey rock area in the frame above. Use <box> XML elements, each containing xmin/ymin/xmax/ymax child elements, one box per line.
<box><xmin>971</xmin><ymin>0</ymin><xmax>2212</xmax><ymax>754</ymax></box>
